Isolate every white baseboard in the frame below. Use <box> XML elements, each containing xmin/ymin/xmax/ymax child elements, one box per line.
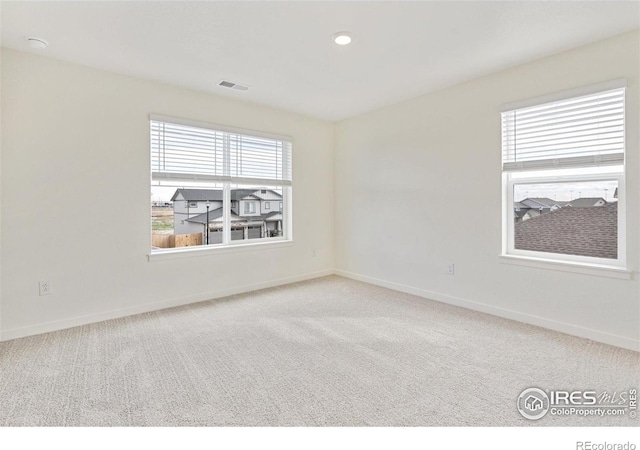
<box><xmin>335</xmin><ymin>269</ymin><xmax>639</xmax><ymax>352</ymax></box>
<box><xmin>3</xmin><ymin>267</ymin><xmax>637</xmax><ymax>352</ymax></box>
<box><xmin>0</xmin><ymin>269</ymin><xmax>334</xmax><ymax>342</ymax></box>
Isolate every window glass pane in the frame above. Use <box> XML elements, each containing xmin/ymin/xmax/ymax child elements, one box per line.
<box><xmin>510</xmin><ymin>165</ymin><xmax>623</xmax><ymax>180</ymax></box>
<box><xmin>513</xmin><ymin>180</ymin><xmax>618</xmax><ymax>259</ymax></box>
<box><xmin>231</xmin><ymin>184</ymin><xmax>285</xmax><ymax>241</ymax></box>
<box><xmin>151</xmin><ymin>181</ymin><xmax>225</xmax><ymax>249</ymax></box>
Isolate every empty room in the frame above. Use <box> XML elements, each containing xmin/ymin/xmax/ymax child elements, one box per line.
<box><xmin>0</xmin><ymin>0</ymin><xmax>638</xmax><ymax>445</ymax></box>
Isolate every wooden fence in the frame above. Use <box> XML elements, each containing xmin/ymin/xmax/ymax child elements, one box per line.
<box><xmin>152</xmin><ymin>233</ymin><xmax>202</xmax><ymax>249</ymax></box>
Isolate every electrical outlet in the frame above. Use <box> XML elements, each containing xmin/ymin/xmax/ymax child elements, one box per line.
<box><xmin>39</xmin><ymin>281</ymin><xmax>52</xmax><ymax>296</ymax></box>
<box><xmin>447</xmin><ymin>264</ymin><xmax>455</xmax><ymax>275</ymax></box>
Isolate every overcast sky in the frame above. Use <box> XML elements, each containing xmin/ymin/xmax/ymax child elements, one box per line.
<box><xmin>514</xmin><ymin>180</ymin><xmax>617</xmax><ymax>203</ymax></box>
<box><xmin>151</xmin><ymin>183</ymin><xmax>281</xmax><ymax>203</ymax></box>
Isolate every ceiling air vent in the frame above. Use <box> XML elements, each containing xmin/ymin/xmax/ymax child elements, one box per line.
<box><xmin>218</xmin><ymin>80</ymin><xmax>250</xmax><ymax>91</ymax></box>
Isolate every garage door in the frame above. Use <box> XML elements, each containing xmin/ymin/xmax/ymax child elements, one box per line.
<box><xmin>209</xmin><ymin>230</ymin><xmax>223</xmax><ymax>244</ymax></box>
<box><xmin>231</xmin><ymin>228</ymin><xmax>244</xmax><ymax>241</ymax></box>
<box><xmin>248</xmin><ymin>226</ymin><xmax>262</xmax><ymax>239</ymax></box>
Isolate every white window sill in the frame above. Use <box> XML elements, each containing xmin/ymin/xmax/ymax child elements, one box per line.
<box><xmin>499</xmin><ymin>254</ymin><xmax>632</xmax><ymax>280</ymax></box>
<box><xmin>148</xmin><ymin>239</ymin><xmax>294</xmax><ymax>262</ymax></box>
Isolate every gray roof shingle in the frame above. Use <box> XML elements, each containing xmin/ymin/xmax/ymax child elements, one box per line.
<box><xmin>566</xmin><ymin>197</ymin><xmax>607</xmax><ymax>207</ymax></box>
<box><xmin>230</xmin><ymin>189</ymin><xmax>260</xmax><ymax>201</ymax></box>
<box><xmin>520</xmin><ymin>198</ymin><xmax>552</xmax><ymax>209</ymax></box>
<box><xmin>514</xmin><ymin>203</ymin><xmax>617</xmax><ymax>259</ymax></box>
<box><xmin>184</xmin><ymin>207</ymin><xmax>224</xmax><ymax>224</ymax></box>
<box><xmin>171</xmin><ymin>188</ymin><xmax>223</xmax><ymax>202</ymax></box>
<box><xmin>523</xmin><ymin>197</ymin><xmax>557</xmax><ymax>208</ymax></box>
<box><xmin>171</xmin><ymin>188</ymin><xmax>282</xmax><ymax>202</ymax></box>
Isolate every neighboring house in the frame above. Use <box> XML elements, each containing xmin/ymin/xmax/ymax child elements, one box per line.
<box><xmin>514</xmin><ymin>197</ymin><xmax>606</xmax><ymax>222</ymax></box>
<box><xmin>514</xmin><ymin>198</ymin><xmax>554</xmax><ymax>222</ymax></box>
<box><xmin>514</xmin><ymin>203</ymin><xmax>617</xmax><ymax>259</ymax></box>
<box><xmin>522</xmin><ymin>197</ymin><xmax>559</xmax><ymax>210</ymax></box>
<box><xmin>171</xmin><ymin>189</ymin><xmax>224</xmax><ymax>238</ymax></box>
<box><xmin>513</xmin><ymin>202</ymin><xmax>530</xmax><ymax>222</ymax></box>
<box><xmin>170</xmin><ymin>188</ymin><xmax>283</xmax><ymax>243</ymax></box>
<box><xmin>565</xmin><ymin>197</ymin><xmax>607</xmax><ymax>207</ymax></box>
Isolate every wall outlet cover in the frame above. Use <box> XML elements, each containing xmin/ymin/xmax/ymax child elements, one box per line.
<box><xmin>39</xmin><ymin>281</ymin><xmax>52</xmax><ymax>296</ymax></box>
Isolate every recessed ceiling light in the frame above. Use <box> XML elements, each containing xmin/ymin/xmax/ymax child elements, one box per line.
<box><xmin>26</xmin><ymin>37</ymin><xmax>48</xmax><ymax>50</ymax></box>
<box><xmin>333</xmin><ymin>32</ymin><xmax>352</xmax><ymax>46</ymax></box>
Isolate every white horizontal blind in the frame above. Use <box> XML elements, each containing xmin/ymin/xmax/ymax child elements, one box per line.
<box><xmin>502</xmin><ymin>88</ymin><xmax>625</xmax><ymax>171</ymax></box>
<box><xmin>151</xmin><ymin>121</ymin><xmax>225</xmax><ymax>179</ymax></box>
<box><xmin>151</xmin><ymin>119</ymin><xmax>292</xmax><ymax>185</ymax></box>
<box><xmin>229</xmin><ymin>134</ymin><xmax>291</xmax><ymax>182</ymax></box>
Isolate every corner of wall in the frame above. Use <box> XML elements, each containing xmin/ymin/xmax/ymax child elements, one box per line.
<box><xmin>331</xmin><ymin>119</ymin><xmax>338</xmax><ymax>271</ymax></box>
<box><xmin>0</xmin><ymin>29</ymin><xmax>4</xmax><ymax>340</ymax></box>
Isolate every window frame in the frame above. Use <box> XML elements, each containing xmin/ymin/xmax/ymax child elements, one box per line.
<box><xmin>500</xmin><ymin>81</ymin><xmax>628</xmax><ymax>273</ymax></box>
<box><xmin>149</xmin><ymin>115</ymin><xmax>293</xmax><ymax>259</ymax></box>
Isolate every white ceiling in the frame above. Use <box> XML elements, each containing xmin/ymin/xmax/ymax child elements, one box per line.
<box><xmin>2</xmin><ymin>1</ymin><xmax>639</xmax><ymax>121</ymax></box>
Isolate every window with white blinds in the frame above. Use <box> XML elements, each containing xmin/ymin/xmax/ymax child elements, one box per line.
<box><xmin>151</xmin><ymin>116</ymin><xmax>292</xmax><ymax>185</ymax></box>
<box><xmin>149</xmin><ymin>115</ymin><xmax>292</xmax><ymax>255</ymax></box>
<box><xmin>500</xmin><ymin>83</ymin><xmax>627</xmax><ymax>270</ymax></box>
<box><xmin>502</xmin><ymin>88</ymin><xmax>625</xmax><ymax>171</ymax></box>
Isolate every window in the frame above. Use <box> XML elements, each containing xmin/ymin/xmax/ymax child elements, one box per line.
<box><xmin>265</xmin><ymin>202</ymin><xmax>270</xmax><ymax>210</ymax></box>
<box><xmin>150</xmin><ymin>115</ymin><xmax>292</xmax><ymax>253</ymax></box>
<box><xmin>502</xmin><ymin>84</ymin><xmax>625</xmax><ymax>268</ymax></box>
<box><xmin>244</xmin><ymin>201</ymin><xmax>256</xmax><ymax>214</ymax></box>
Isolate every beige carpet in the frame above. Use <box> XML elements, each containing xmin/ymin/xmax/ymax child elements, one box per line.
<box><xmin>0</xmin><ymin>275</ymin><xmax>637</xmax><ymax>426</ymax></box>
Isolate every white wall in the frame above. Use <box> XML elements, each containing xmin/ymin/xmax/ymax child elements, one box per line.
<box><xmin>0</xmin><ymin>48</ymin><xmax>334</xmax><ymax>339</ymax></box>
<box><xmin>0</xmin><ymin>44</ymin><xmax>3</xmax><ymax>335</ymax></box>
<box><xmin>334</xmin><ymin>30</ymin><xmax>640</xmax><ymax>350</ymax></box>
<box><xmin>2</xmin><ymin>31</ymin><xmax>638</xmax><ymax>350</ymax></box>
